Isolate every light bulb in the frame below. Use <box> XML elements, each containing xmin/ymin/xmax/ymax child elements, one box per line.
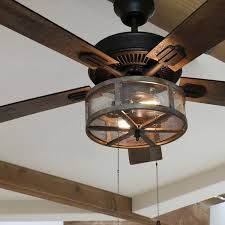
<box><xmin>131</xmin><ymin>91</ymin><xmax>160</xmax><ymax>106</ymax></box>
<box><xmin>140</xmin><ymin>98</ymin><xmax>160</xmax><ymax>105</ymax></box>
<box><xmin>118</xmin><ymin>119</ymin><xmax>131</xmax><ymax>129</ymax></box>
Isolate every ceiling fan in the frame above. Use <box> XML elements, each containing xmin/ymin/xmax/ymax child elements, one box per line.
<box><xmin>0</xmin><ymin>0</ymin><xmax>224</xmax><ymax>165</ymax></box>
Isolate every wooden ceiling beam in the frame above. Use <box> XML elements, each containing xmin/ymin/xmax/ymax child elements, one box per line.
<box><xmin>65</xmin><ymin>222</ymin><xmax>142</xmax><ymax>225</ymax></box>
<box><xmin>159</xmin><ymin>203</ymin><xmax>209</xmax><ymax>225</ymax></box>
<box><xmin>65</xmin><ymin>202</ymin><xmax>210</xmax><ymax>225</ymax></box>
<box><xmin>64</xmin><ymin>193</ymin><xmax>225</xmax><ymax>225</ymax></box>
<box><xmin>0</xmin><ymin>160</ymin><xmax>163</xmax><ymax>225</ymax></box>
<box><xmin>202</xmin><ymin>196</ymin><xmax>225</xmax><ymax>207</ymax></box>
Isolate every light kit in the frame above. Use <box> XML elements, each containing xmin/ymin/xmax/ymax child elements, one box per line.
<box><xmin>86</xmin><ymin>76</ymin><xmax>187</xmax><ymax>149</ymax></box>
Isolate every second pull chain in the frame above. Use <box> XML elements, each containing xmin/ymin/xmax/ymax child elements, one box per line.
<box><xmin>156</xmin><ymin>162</ymin><xmax>161</xmax><ymax>225</ymax></box>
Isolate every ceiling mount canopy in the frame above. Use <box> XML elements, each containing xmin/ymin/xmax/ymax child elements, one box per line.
<box><xmin>114</xmin><ymin>0</ymin><xmax>155</xmax><ymax>30</ymax></box>
<box><xmin>86</xmin><ymin>76</ymin><xmax>187</xmax><ymax>149</ymax></box>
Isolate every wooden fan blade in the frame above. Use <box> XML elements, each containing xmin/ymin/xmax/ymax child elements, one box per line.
<box><xmin>0</xmin><ymin>0</ymin><xmax>118</xmax><ymax>69</ymax></box>
<box><xmin>0</xmin><ymin>86</ymin><xmax>91</xmax><ymax>123</ymax></box>
<box><xmin>180</xmin><ymin>77</ymin><xmax>225</xmax><ymax>106</ymax></box>
<box><xmin>128</xmin><ymin>146</ymin><xmax>162</xmax><ymax>165</ymax></box>
<box><xmin>207</xmin><ymin>41</ymin><xmax>225</xmax><ymax>63</ymax></box>
<box><xmin>146</xmin><ymin>0</ymin><xmax>225</xmax><ymax>71</ymax></box>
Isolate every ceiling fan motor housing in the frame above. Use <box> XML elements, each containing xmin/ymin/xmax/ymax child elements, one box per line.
<box><xmin>89</xmin><ymin>32</ymin><xmax>182</xmax><ymax>84</ymax></box>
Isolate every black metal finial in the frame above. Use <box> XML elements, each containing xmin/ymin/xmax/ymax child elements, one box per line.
<box><xmin>134</xmin><ymin>129</ymin><xmax>141</xmax><ymax>141</ymax></box>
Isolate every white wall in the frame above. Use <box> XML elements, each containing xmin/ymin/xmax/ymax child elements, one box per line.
<box><xmin>210</xmin><ymin>202</ymin><xmax>225</xmax><ymax>225</ymax></box>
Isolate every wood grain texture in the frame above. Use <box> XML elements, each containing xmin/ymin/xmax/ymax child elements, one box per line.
<box><xmin>0</xmin><ymin>161</ymin><xmax>131</xmax><ymax>217</ymax></box>
<box><xmin>149</xmin><ymin>0</ymin><xmax>225</xmax><ymax>63</ymax></box>
<box><xmin>65</xmin><ymin>222</ymin><xmax>141</xmax><ymax>225</ymax></box>
<box><xmin>208</xmin><ymin>41</ymin><xmax>225</xmax><ymax>63</ymax></box>
<box><xmin>180</xmin><ymin>77</ymin><xmax>225</xmax><ymax>106</ymax></box>
<box><xmin>150</xmin><ymin>0</ymin><xmax>205</xmax><ymax>32</ymax></box>
<box><xmin>203</xmin><ymin>198</ymin><xmax>225</xmax><ymax>207</ymax></box>
<box><xmin>0</xmin><ymin>86</ymin><xmax>91</xmax><ymax>123</ymax></box>
<box><xmin>0</xmin><ymin>0</ymin><xmax>118</xmax><ymax>69</ymax></box>
<box><xmin>146</xmin><ymin>0</ymin><xmax>225</xmax><ymax>71</ymax></box>
<box><xmin>159</xmin><ymin>203</ymin><xmax>209</xmax><ymax>225</ymax></box>
<box><xmin>65</xmin><ymin>203</ymin><xmax>209</xmax><ymax>225</ymax></box>
<box><xmin>0</xmin><ymin>160</ymin><xmax>162</xmax><ymax>225</ymax></box>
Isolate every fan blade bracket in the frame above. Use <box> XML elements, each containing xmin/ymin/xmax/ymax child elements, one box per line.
<box><xmin>156</xmin><ymin>45</ymin><xmax>186</xmax><ymax>66</ymax></box>
<box><xmin>181</xmin><ymin>83</ymin><xmax>206</xmax><ymax>98</ymax></box>
<box><xmin>67</xmin><ymin>91</ymin><xmax>88</xmax><ymax>102</ymax></box>
<box><xmin>67</xmin><ymin>86</ymin><xmax>91</xmax><ymax>102</ymax></box>
<box><xmin>79</xmin><ymin>53</ymin><xmax>108</xmax><ymax>68</ymax></box>
<box><xmin>80</xmin><ymin>53</ymin><xmax>122</xmax><ymax>77</ymax></box>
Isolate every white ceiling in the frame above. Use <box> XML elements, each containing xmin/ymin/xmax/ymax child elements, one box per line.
<box><xmin>0</xmin><ymin>0</ymin><xmax>224</xmax><ymax>205</ymax></box>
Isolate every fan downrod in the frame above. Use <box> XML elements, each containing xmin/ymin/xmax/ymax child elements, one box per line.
<box><xmin>114</xmin><ymin>0</ymin><xmax>155</xmax><ymax>32</ymax></box>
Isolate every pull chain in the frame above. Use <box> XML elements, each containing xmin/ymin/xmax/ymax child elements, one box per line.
<box><xmin>117</xmin><ymin>125</ymin><xmax>120</xmax><ymax>195</ymax></box>
<box><xmin>117</xmin><ymin>124</ymin><xmax>120</xmax><ymax>225</ymax></box>
<box><xmin>156</xmin><ymin>162</ymin><xmax>161</xmax><ymax>225</ymax></box>
<box><xmin>117</xmin><ymin>146</ymin><xmax>120</xmax><ymax>195</ymax></box>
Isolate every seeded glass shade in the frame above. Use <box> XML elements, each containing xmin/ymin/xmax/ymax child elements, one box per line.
<box><xmin>86</xmin><ymin>76</ymin><xmax>187</xmax><ymax>149</ymax></box>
